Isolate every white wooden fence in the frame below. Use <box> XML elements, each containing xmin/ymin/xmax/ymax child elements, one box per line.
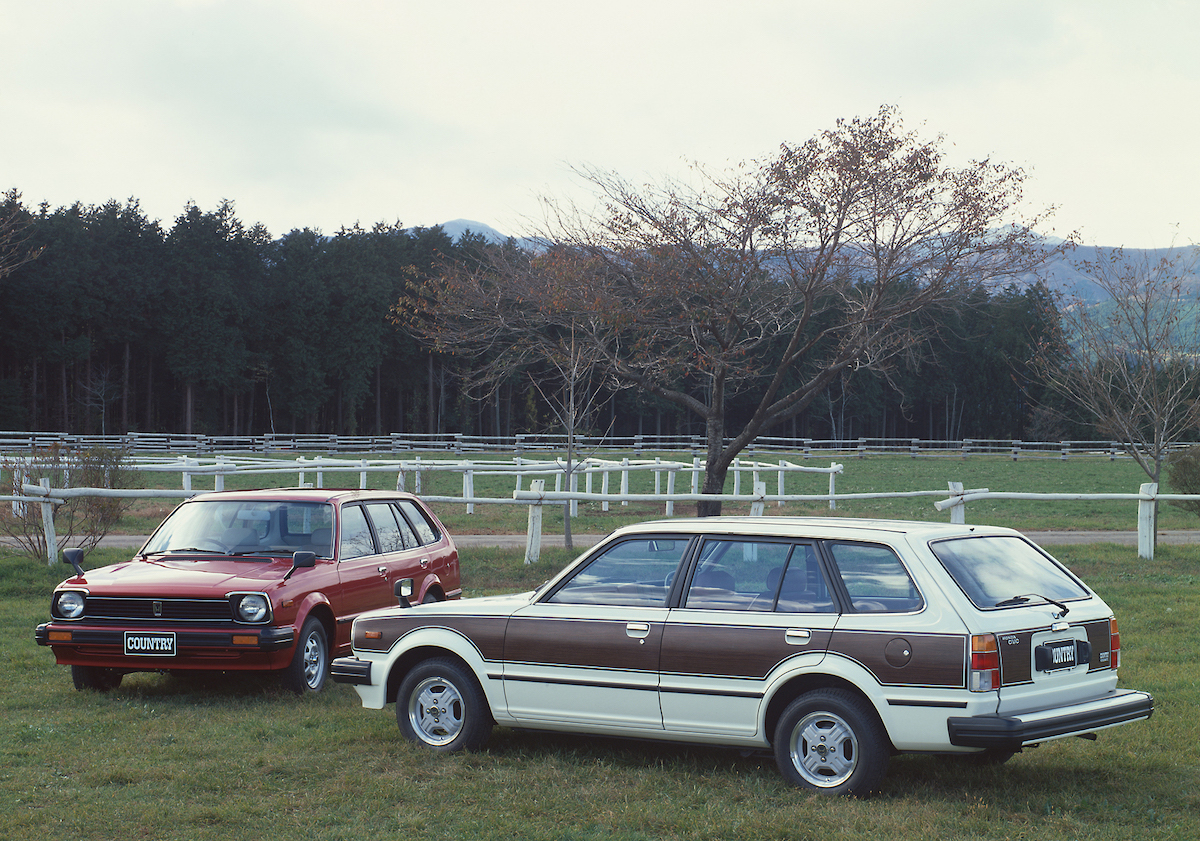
<box><xmin>11</xmin><ymin>449</ymin><xmax>1196</xmax><ymax>563</ymax></box>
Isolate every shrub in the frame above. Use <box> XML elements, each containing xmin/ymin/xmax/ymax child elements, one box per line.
<box><xmin>1165</xmin><ymin>444</ymin><xmax>1200</xmax><ymax>517</ymax></box>
<box><xmin>0</xmin><ymin>444</ymin><xmax>135</xmax><ymax>562</ymax></box>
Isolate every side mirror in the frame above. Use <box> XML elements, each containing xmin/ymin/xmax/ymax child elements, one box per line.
<box><xmin>63</xmin><ymin>547</ymin><xmax>86</xmax><ymax>579</ymax></box>
<box><xmin>394</xmin><ymin>578</ymin><xmax>414</xmax><ymax>609</ymax></box>
<box><xmin>284</xmin><ymin>550</ymin><xmax>316</xmax><ymax>582</ymax></box>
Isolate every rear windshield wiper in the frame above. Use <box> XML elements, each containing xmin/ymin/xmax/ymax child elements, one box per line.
<box><xmin>995</xmin><ymin>593</ymin><xmax>1070</xmax><ymax>617</ymax></box>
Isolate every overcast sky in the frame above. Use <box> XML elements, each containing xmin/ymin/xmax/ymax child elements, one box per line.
<box><xmin>3</xmin><ymin>0</ymin><xmax>1197</xmax><ymax>248</ymax></box>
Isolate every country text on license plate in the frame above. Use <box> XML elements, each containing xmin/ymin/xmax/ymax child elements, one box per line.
<box><xmin>124</xmin><ymin>631</ymin><xmax>177</xmax><ymax>656</ymax></box>
<box><xmin>1035</xmin><ymin>639</ymin><xmax>1076</xmax><ymax>672</ymax></box>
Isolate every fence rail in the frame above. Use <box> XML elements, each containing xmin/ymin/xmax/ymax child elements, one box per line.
<box><xmin>1</xmin><ymin>431</ymin><xmax>1191</xmax><ymax>460</ymax></box>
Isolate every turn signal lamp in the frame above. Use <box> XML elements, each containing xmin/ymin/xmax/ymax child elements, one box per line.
<box><xmin>969</xmin><ymin>634</ymin><xmax>1000</xmax><ymax>691</ymax></box>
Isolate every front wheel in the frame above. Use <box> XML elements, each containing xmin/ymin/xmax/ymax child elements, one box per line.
<box><xmin>71</xmin><ymin>665</ymin><xmax>123</xmax><ymax>692</ymax></box>
<box><xmin>281</xmin><ymin>616</ymin><xmax>329</xmax><ymax>694</ymax></box>
<box><xmin>773</xmin><ymin>689</ymin><xmax>889</xmax><ymax>796</ymax></box>
<box><xmin>396</xmin><ymin>658</ymin><xmax>492</xmax><ymax>753</ymax></box>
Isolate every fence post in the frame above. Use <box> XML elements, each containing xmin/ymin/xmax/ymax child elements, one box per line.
<box><xmin>692</xmin><ymin>457</ymin><xmax>701</xmax><ymax>494</ymax></box>
<box><xmin>620</xmin><ymin>458</ymin><xmax>630</xmax><ymax>506</ymax></box>
<box><xmin>1138</xmin><ymin>483</ymin><xmax>1157</xmax><ymax>561</ymax></box>
<box><xmin>947</xmin><ymin>481</ymin><xmax>965</xmax><ymax>524</ymax></box>
<box><xmin>525</xmin><ymin>479</ymin><xmax>545</xmax><ymax>565</ymax></box>
<box><xmin>665</xmin><ymin>469</ymin><xmax>676</xmax><ymax>517</ymax></box>
<box><xmin>396</xmin><ymin>467</ymin><xmax>406</xmax><ymax>492</ymax></box>
<box><xmin>463</xmin><ymin>469</ymin><xmax>475</xmax><ymax>514</ymax></box>
<box><xmin>40</xmin><ymin>477</ymin><xmax>58</xmax><ymax>565</ymax></box>
<box><xmin>733</xmin><ymin>458</ymin><xmax>741</xmax><ymax>496</ymax></box>
<box><xmin>569</xmin><ymin>468</ymin><xmax>578</xmax><ymax>519</ymax></box>
<box><xmin>829</xmin><ymin>467</ymin><xmax>838</xmax><ymax>511</ymax></box>
<box><xmin>778</xmin><ymin>460</ymin><xmax>787</xmax><ymax>507</ymax></box>
<box><xmin>751</xmin><ymin>481</ymin><xmax>766</xmax><ymax>516</ymax></box>
<box><xmin>601</xmin><ymin>468</ymin><xmax>610</xmax><ymax>512</ymax></box>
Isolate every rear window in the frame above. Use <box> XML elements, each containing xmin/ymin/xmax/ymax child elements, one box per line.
<box><xmin>931</xmin><ymin>535</ymin><xmax>1090</xmax><ymax>610</ymax></box>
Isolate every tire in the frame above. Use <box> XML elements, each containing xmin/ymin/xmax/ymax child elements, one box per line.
<box><xmin>281</xmin><ymin>616</ymin><xmax>329</xmax><ymax>694</ymax></box>
<box><xmin>396</xmin><ymin>658</ymin><xmax>492</xmax><ymax>753</ymax></box>
<box><xmin>71</xmin><ymin>665</ymin><xmax>123</xmax><ymax>692</ymax></box>
<box><xmin>773</xmin><ymin>688</ymin><xmax>889</xmax><ymax>796</ymax></box>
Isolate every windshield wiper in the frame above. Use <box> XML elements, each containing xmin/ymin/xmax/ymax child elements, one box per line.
<box><xmin>995</xmin><ymin>593</ymin><xmax>1070</xmax><ymax>617</ymax></box>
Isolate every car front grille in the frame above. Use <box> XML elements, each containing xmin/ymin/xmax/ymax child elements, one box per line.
<box><xmin>82</xmin><ymin>596</ymin><xmax>234</xmax><ymax>623</ymax></box>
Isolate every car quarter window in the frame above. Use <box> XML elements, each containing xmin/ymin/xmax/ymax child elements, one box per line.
<box><xmin>827</xmin><ymin>542</ymin><xmax>923</xmax><ymax>613</ymax></box>
<box><xmin>397</xmin><ymin>499</ymin><xmax>439</xmax><ymax>546</ymax></box>
<box><xmin>684</xmin><ymin>540</ymin><xmax>836</xmax><ymax>613</ymax></box>
<box><xmin>547</xmin><ymin>537</ymin><xmax>689</xmax><ymax>607</ymax></box>
<box><xmin>339</xmin><ymin>505</ymin><xmax>377</xmax><ymax>560</ymax></box>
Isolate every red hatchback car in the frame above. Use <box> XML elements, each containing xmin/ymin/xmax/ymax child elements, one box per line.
<box><xmin>35</xmin><ymin>488</ymin><xmax>460</xmax><ymax>693</ymax></box>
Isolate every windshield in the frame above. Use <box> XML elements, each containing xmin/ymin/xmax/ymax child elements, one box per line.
<box><xmin>142</xmin><ymin>499</ymin><xmax>335</xmax><ymax>559</ymax></box>
<box><xmin>930</xmin><ymin>535</ymin><xmax>1090</xmax><ymax>610</ymax></box>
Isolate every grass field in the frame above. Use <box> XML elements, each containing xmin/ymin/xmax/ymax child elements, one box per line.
<box><xmin>3</xmin><ymin>531</ymin><xmax>1197</xmax><ymax>840</ymax></box>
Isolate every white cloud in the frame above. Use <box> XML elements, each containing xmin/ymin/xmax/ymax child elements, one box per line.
<box><xmin>2</xmin><ymin>0</ymin><xmax>1196</xmax><ymax>245</ymax></box>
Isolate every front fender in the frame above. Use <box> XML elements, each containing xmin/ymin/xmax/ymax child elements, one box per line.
<box><xmin>350</xmin><ymin>625</ymin><xmax>503</xmax><ymax>713</ymax></box>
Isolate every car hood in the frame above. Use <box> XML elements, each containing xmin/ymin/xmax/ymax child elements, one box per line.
<box><xmin>359</xmin><ymin>590</ymin><xmax>537</xmax><ymax>622</ymax></box>
<box><xmin>58</xmin><ymin>554</ymin><xmax>300</xmax><ymax>597</ymax></box>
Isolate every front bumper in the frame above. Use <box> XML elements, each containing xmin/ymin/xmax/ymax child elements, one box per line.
<box><xmin>947</xmin><ymin>689</ymin><xmax>1154</xmax><ymax>750</ymax></box>
<box><xmin>35</xmin><ymin>623</ymin><xmax>296</xmax><ymax>653</ymax></box>
<box><xmin>331</xmin><ymin>656</ymin><xmax>373</xmax><ymax>685</ymax></box>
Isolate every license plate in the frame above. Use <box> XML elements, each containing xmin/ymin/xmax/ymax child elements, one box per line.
<box><xmin>1035</xmin><ymin>639</ymin><xmax>1076</xmax><ymax>672</ymax></box>
<box><xmin>124</xmin><ymin>631</ymin><xmax>177</xmax><ymax>657</ymax></box>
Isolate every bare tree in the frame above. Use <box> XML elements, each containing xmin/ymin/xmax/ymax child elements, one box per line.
<box><xmin>412</xmin><ymin>107</ymin><xmax>1051</xmax><ymax>514</ymax></box>
<box><xmin>0</xmin><ymin>189</ymin><xmax>43</xmax><ymax>279</ymax></box>
<box><xmin>1034</xmin><ymin>245</ymin><xmax>1200</xmax><ymax>493</ymax></box>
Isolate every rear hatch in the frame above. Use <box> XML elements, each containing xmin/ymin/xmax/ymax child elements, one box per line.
<box><xmin>929</xmin><ymin>534</ymin><xmax>1120</xmax><ymax>715</ymax></box>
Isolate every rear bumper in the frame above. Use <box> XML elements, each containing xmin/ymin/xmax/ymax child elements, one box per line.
<box><xmin>947</xmin><ymin>689</ymin><xmax>1154</xmax><ymax>750</ymax></box>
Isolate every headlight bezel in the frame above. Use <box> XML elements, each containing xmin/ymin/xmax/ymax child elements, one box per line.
<box><xmin>53</xmin><ymin>590</ymin><xmax>88</xmax><ymax>620</ymax></box>
<box><xmin>230</xmin><ymin>592</ymin><xmax>272</xmax><ymax>624</ymax></box>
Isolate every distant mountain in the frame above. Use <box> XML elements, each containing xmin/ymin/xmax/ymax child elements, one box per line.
<box><xmin>439</xmin><ymin>219</ymin><xmax>510</xmax><ymax>244</ymax></box>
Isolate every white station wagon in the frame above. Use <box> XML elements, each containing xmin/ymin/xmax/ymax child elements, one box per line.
<box><xmin>332</xmin><ymin>517</ymin><xmax>1153</xmax><ymax>795</ymax></box>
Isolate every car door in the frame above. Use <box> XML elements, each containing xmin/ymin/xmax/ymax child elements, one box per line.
<box><xmin>502</xmin><ymin>536</ymin><xmax>691</xmax><ymax>731</ymax></box>
<box><xmin>659</xmin><ymin>538</ymin><xmax>838</xmax><ymax>737</ymax></box>
<box><xmin>333</xmin><ymin>503</ymin><xmax>389</xmax><ymax>646</ymax></box>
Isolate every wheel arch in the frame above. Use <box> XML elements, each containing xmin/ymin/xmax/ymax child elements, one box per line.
<box><xmin>384</xmin><ymin>644</ymin><xmax>493</xmax><ymax>719</ymax></box>
<box><xmin>763</xmin><ymin>672</ymin><xmax>896</xmax><ymax>754</ymax></box>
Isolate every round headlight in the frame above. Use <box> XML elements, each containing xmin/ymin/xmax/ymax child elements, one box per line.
<box><xmin>236</xmin><ymin>594</ymin><xmax>269</xmax><ymax>623</ymax></box>
<box><xmin>56</xmin><ymin>591</ymin><xmax>86</xmax><ymax>619</ymax></box>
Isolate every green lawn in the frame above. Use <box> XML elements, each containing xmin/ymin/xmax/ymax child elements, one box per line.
<box><xmin>3</xmin><ymin>539</ymin><xmax>1197</xmax><ymax>841</ymax></box>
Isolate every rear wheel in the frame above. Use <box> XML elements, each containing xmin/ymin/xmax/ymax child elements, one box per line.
<box><xmin>71</xmin><ymin>665</ymin><xmax>123</xmax><ymax>692</ymax></box>
<box><xmin>773</xmin><ymin>688</ymin><xmax>889</xmax><ymax>796</ymax></box>
<box><xmin>396</xmin><ymin>658</ymin><xmax>492</xmax><ymax>753</ymax></box>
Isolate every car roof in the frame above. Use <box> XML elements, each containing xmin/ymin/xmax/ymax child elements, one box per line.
<box><xmin>185</xmin><ymin>488</ymin><xmax>416</xmax><ymax>505</ymax></box>
<box><xmin>608</xmin><ymin>516</ymin><xmax>1018</xmax><ymax>542</ymax></box>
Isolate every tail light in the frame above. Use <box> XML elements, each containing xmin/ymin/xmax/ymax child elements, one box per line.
<box><xmin>970</xmin><ymin>634</ymin><xmax>1000</xmax><ymax>691</ymax></box>
<box><xmin>1109</xmin><ymin>617</ymin><xmax>1121</xmax><ymax>670</ymax></box>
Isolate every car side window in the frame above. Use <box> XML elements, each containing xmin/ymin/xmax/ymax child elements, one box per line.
<box><xmin>548</xmin><ymin>538</ymin><xmax>688</xmax><ymax>607</ymax></box>
<box><xmin>365</xmin><ymin>503</ymin><xmax>406</xmax><ymax>553</ymax></box>
<box><xmin>684</xmin><ymin>539</ymin><xmax>794</xmax><ymax>611</ymax></box>
<box><xmin>827</xmin><ymin>542</ymin><xmax>923</xmax><ymax>613</ymax></box>
<box><xmin>397</xmin><ymin>500</ymin><xmax>438</xmax><ymax>546</ymax></box>
<box><xmin>339</xmin><ymin>505</ymin><xmax>377</xmax><ymax>560</ymax></box>
<box><xmin>775</xmin><ymin>545</ymin><xmax>837</xmax><ymax>613</ymax></box>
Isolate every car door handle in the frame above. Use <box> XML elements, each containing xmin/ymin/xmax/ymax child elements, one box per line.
<box><xmin>377</xmin><ymin>566</ymin><xmax>389</xmax><ymax>576</ymax></box>
<box><xmin>420</xmin><ymin>557</ymin><xmax>430</xmax><ymax>568</ymax></box>
<box><xmin>785</xmin><ymin>628</ymin><xmax>813</xmax><ymax>645</ymax></box>
<box><xmin>626</xmin><ymin>622</ymin><xmax>651</xmax><ymax>639</ymax></box>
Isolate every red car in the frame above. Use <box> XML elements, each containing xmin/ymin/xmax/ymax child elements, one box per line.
<box><xmin>35</xmin><ymin>488</ymin><xmax>460</xmax><ymax>693</ymax></box>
